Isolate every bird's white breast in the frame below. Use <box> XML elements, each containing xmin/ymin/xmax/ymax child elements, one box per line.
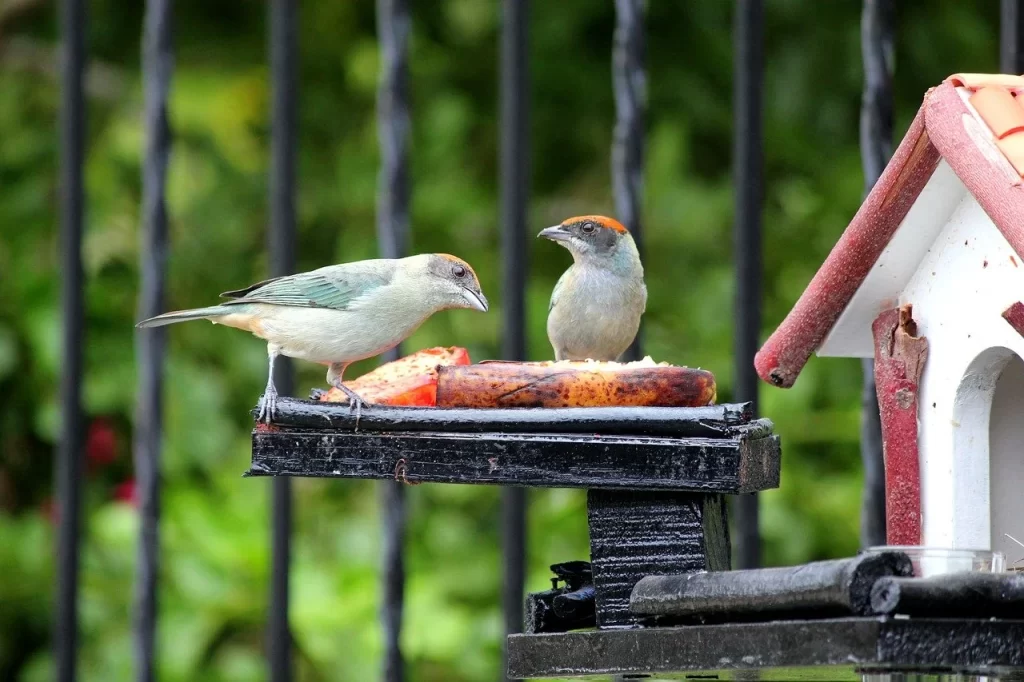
<box><xmin>245</xmin><ymin>293</ymin><xmax>431</xmax><ymax>364</ymax></box>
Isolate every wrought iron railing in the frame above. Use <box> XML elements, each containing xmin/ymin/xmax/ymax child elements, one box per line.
<box><xmin>51</xmin><ymin>1</ymin><xmax>1024</xmax><ymax>681</ymax></box>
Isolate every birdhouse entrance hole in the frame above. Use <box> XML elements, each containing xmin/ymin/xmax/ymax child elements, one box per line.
<box><xmin>948</xmin><ymin>346</ymin><xmax>1024</xmax><ymax>557</ymax></box>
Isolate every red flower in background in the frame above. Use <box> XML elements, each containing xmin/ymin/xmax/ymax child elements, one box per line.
<box><xmin>85</xmin><ymin>418</ymin><xmax>117</xmax><ymax>473</ymax></box>
<box><xmin>40</xmin><ymin>497</ymin><xmax>58</xmax><ymax>525</ymax></box>
<box><xmin>113</xmin><ymin>479</ymin><xmax>138</xmax><ymax>508</ymax></box>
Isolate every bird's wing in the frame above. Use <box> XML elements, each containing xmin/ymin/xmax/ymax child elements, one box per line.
<box><xmin>220</xmin><ymin>261</ymin><xmax>398</xmax><ymax>311</ymax></box>
<box><xmin>220</xmin><ymin>276</ymin><xmax>281</xmax><ymax>299</ymax></box>
<box><xmin>548</xmin><ymin>270</ymin><xmax>571</xmax><ymax>313</ymax></box>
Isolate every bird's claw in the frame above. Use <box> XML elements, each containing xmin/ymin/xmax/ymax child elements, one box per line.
<box><xmin>258</xmin><ymin>387</ymin><xmax>279</xmax><ymax>424</ymax></box>
<box><xmin>349</xmin><ymin>397</ymin><xmax>363</xmax><ymax>431</ymax></box>
<box><xmin>333</xmin><ymin>383</ymin><xmax>366</xmax><ymax>431</ymax></box>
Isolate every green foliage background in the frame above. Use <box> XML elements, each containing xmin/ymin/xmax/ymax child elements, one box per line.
<box><xmin>0</xmin><ymin>1</ymin><xmax>1003</xmax><ymax>680</ymax></box>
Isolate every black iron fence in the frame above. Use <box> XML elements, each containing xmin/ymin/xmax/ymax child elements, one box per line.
<box><xmin>50</xmin><ymin>1</ymin><xmax>1024</xmax><ymax>681</ymax></box>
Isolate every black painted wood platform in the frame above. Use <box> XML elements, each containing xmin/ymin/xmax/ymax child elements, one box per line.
<box><xmin>506</xmin><ymin>617</ymin><xmax>1024</xmax><ymax>679</ymax></box>
<box><xmin>249</xmin><ymin>399</ymin><xmax>1024</xmax><ymax>680</ymax></box>
<box><xmin>248</xmin><ymin>397</ymin><xmax>785</xmax><ymax>660</ymax></box>
<box><xmin>246</xmin><ymin>398</ymin><xmax>780</xmax><ymax>493</ymax></box>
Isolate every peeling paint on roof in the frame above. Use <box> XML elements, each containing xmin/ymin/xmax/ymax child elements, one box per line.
<box><xmin>755</xmin><ymin>75</ymin><xmax>1024</xmax><ymax>389</ymax></box>
<box><xmin>951</xmin><ymin>74</ymin><xmax>1024</xmax><ymax>177</ymax></box>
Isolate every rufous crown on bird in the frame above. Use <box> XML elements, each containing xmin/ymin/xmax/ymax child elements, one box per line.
<box><xmin>434</xmin><ymin>253</ymin><xmax>480</xmax><ymax>282</ymax></box>
<box><xmin>561</xmin><ymin>215</ymin><xmax>629</xmax><ymax>233</ymax></box>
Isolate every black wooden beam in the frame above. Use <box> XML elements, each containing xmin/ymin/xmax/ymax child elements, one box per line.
<box><xmin>134</xmin><ymin>1</ymin><xmax>172</xmax><ymax>681</ymax></box>
<box><xmin>858</xmin><ymin>0</ymin><xmax>894</xmax><ymax>549</ymax></box>
<box><xmin>267</xmin><ymin>1</ymin><xmax>298</xmax><ymax>680</ymax></box>
<box><xmin>732</xmin><ymin>0</ymin><xmax>764</xmax><ymax>570</ymax></box>
<box><xmin>1002</xmin><ymin>0</ymin><xmax>1024</xmax><ymax>74</ymax></box>
<box><xmin>507</xmin><ymin>618</ymin><xmax>1024</xmax><ymax>679</ymax></box>
<box><xmin>612</xmin><ymin>0</ymin><xmax>645</xmax><ymax>362</ymax></box>
<box><xmin>588</xmin><ymin>491</ymin><xmax>729</xmax><ymax>628</ymax></box>
<box><xmin>260</xmin><ymin>397</ymin><xmax>753</xmax><ymax>436</ymax></box>
<box><xmin>249</xmin><ymin>427</ymin><xmax>781</xmax><ymax>494</ymax></box>
<box><xmin>499</xmin><ymin>1</ymin><xmax>530</xmax><ymax>678</ymax></box>
<box><xmin>871</xmin><ymin>572</ymin><xmax>1024</xmax><ymax>618</ymax></box>
<box><xmin>630</xmin><ymin>552</ymin><xmax>912</xmax><ymax>620</ymax></box>
<box><xmin>375</xmin><ymin>0</ymin><xmax>412</xmax><ymax>679</ymax></box>
<box><xmin>56</xmin><ymin>0</ymin><xmax>87</xmax><ymax>680</ymax></box>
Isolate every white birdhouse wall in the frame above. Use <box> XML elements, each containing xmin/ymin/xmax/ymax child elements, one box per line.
<box><xmin>899</xmin><ymin>193</ymin><xmax>1024</xmax><ymax>555</ymax></box>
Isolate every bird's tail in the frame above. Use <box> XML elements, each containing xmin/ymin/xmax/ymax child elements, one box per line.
<box><xmin>135</xmin><ymin>305</ymin><xmax>234</xmax><ymax>328</ymax></box>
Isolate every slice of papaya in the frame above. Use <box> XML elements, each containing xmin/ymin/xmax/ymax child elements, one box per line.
<box><xmin>318</xmin><ymin>346</ymin><xmax>471</xmax><ymax>407</ymax></box>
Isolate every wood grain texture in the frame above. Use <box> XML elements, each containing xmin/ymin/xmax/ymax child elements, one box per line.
<box><xmin>1002</xmin><ymin>300</ymin><xmax>1024</xmax><ymax>338</ymax></box>
<box><xmin>506</xmin><ymin>618</ymin><xmax>1024</xmax><ymax>679</ymax></box>
<box><xmin>756</xmin><ymin>79</ymin><xmax>1024</xmax><ymax>392</ymax></box>
<box><xmin>926</xmin><ymin>80</ymin><xmax>1024</xmax><ymax>257</ymax></box>
<box><xmin>249</xmin><ymin>429</ymin><xmax>781</xmax><ymax>494</ymax></box>
<box><xmin>871</xmin><ymin>572</ymin><xmax>1024</xmax><ymax>618</ymax></box>
<box><xmin>754</xmin><ymin>107</ymin><xmax>940</xmax><ymax>389</ymax></box>
<box><xmin>630</xmin><ymin>551</ymin><xmax>913</xmax><ymax>619</ymax></box>
<box><xmin>258</xmin><ymin>396</ymin><xmax>755</xmax><ymax>436</ymax></box>
<box><xmin>586</xmin><ymin>490</ymin><xmax>729</xmax><ymax>627</ymax></box>
<box><xmin>700</xmin><ymin>494</ymin><xmax>731</xmax><ymax>573</ymax></box>
<box><xmin>872</xmin><ymin>305</ymin><xmax>927</xmax><ymax>545</ymax></box>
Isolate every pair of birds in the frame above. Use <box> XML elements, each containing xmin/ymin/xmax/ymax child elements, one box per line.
<box><xmin>138</xmin><ymin>215</ymin><xmax>647</xmax><ymax>423</ymax></box>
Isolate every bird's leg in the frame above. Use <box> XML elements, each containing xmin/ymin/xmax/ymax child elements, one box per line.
<box><xmin>258</xmin><ymin>349</ymin><xmax>280</xmax><ymax>424</ymax></box>
<box><xmin>327</xmin><ymin>362</ymin><xmax>366</xmax><ymax>430</ymax></box>
<box><xmin>338</xmin><ymin>383</ymin><xmax>364</xmax><ymax>429</ymax></box>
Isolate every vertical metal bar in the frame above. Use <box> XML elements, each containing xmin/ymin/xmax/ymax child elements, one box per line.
<box><xmin>612</xmin><ymin>0</ymin><xmax>646</xmax><ymax>362</ymax></box>
<box><xmin>1002</xmin><ymin>0</ymin><xmax>1024</xmax><ymax>73</ymax></box>
<box><xmin>267</xmin><ymin>1</ymin><xmax>297</xmax><ymax>680</ymax></box>
<box><xmin>732</xmin><ymin>0</ymin><xmax>764</xmax><ymax>570</ymax></box>
<box><xmin>610</xmin><ymin>7</ymin><xmax>645</xmax><ymax>681</ymax></box>
<box><xmin>133</xmin><ymin>1</ymin><xmax>172</xmax><ymax>680</ymax></box>
<box><xmin>858</xmin><ymin>0</ymin><xmax>894</xmax><ymax>550</ymax></box>
<box><xmin>500</xmin><ymin>1</ymin><xmax>529</xmax><ymax>679</ymax></box>
<box><xmin>376</xmin><ymin>0</ymin><xmax>411</xmax><ymax>679</ymax></box>
<box><xmin>56</xmin><ymin>0</ymin><xmax>86</xmax><ymax>679</ymax></box>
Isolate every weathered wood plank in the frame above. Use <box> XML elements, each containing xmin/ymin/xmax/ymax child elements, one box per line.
<box><xmin>506</xmin><ymin>618</ymin><xmax>1024</xmax><ymax>679</ymax></box>
<box><xmin>872</xmin><ymin>305</ymin><xmax>927</xmax><ymax>545</ymax></box>
<box><xmin>586</xmin><ymin>491</ymin><xmax>729</xmax><ymax>628</ymax></box>
<box><xmin>248</xmin><ymin>430</ymin><xmax>780</xmax><ymax>493</ymax></box>
<box><xmin>259</xmin><ymin>396</ymin><xmax>756</xmax><ymax>437</ymax></box>
<box><xmin>871</xmin><ymin>572</ymin><xmax>1024</xmax><ymax>618</ymax></box>
<box><xmin>630</xmin><ymin>551</ymin><xmax>912</xmax><ymax>619</ymax></box>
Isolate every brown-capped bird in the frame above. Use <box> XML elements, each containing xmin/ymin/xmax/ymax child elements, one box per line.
<box><xmin>538</xmin><ymin>215</ymin><xmax>646</xmax><ymax>362</ymax></box>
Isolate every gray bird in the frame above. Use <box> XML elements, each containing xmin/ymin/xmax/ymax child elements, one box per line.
<box><xmin>136</xmin><ymin>253</ymin><xmax>488</xmax><ymax>423</ymax></box>
<box><xmin>539</xmin><ymin>215</ymin><xmax>646</xmax><ymax>362</ymax></box>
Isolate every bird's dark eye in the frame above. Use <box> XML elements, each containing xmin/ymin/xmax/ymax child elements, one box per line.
<box><xmin>452</xmin><ymin>264</ymin><xmax>467</xmax><ymax>278</ymax></box>
<box><xmin>581</xmin><ymin>222</ymin><xmax>596</xmax><ymax>234</ymax></box>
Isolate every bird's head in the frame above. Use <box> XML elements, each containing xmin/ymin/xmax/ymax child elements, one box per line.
<box><xmin>538</xmin><ymin>215</ymin><xmax>640</xmax><ymax>272</ymax></box>
<box><xmin>415</xmin><ymin>253</ymin><xmax>489</xmax><ymax>313</ymax></box>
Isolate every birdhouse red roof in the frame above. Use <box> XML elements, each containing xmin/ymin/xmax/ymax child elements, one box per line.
<box><xmin>755</xmin><ymin>75</ymin><xmax>1024</xmax><ymax>389</ymax></box>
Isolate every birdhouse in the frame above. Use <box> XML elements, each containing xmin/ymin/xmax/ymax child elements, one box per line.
<box><xmin>755</xmin><ymin>74</ymin><xmax>1024</xmax><ymax>559</ymax></box>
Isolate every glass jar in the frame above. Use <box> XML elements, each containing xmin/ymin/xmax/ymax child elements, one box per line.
<box><xmin>863</xmin><ymin>545</ymin><xmax>1006</xmax><ymax>577</ymax></box>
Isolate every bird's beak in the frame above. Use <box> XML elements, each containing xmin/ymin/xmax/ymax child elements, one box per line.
<box><xmin>538</xmin><ymin>225</ymin><xmax>572</xmax><ymax>243</ymax></box>
<box><xmin>461</xmin><ymin>288</ymin><xmax>489</xmax><ymax>312</ymax></box>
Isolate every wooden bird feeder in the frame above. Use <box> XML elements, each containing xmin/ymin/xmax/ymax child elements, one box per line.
<box><xmin>756</xmin><ymin>74</ymin><xmax>1024</xmax><ymax>557</ymax></box>
<box><xmin>247</xmin><ymin>348</ymin><xmax>1024</xmax><ymax>679</ymax></box>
